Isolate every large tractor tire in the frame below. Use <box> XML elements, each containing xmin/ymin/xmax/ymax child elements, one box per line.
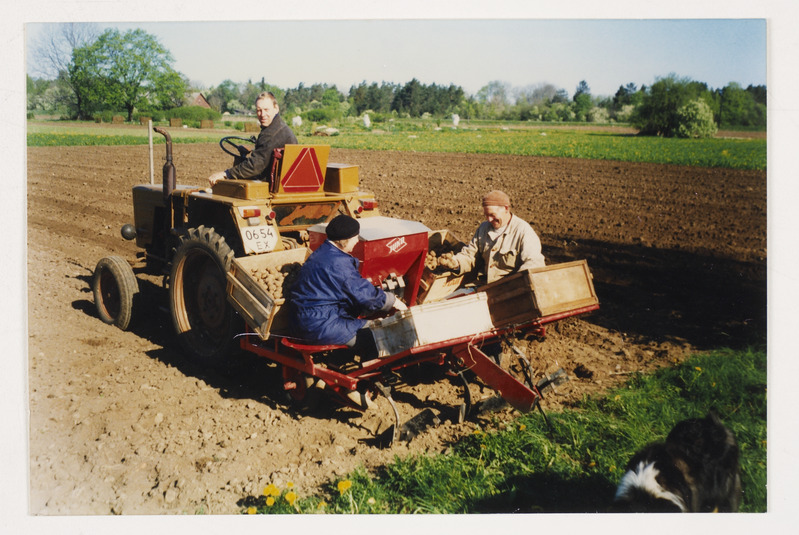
<box><xmin>169</xmin><ymin>226</ymin><xmax>237</xmax><ymax>363</ymax></box>
<box><xmin>92</xmin><ymin>256</ymin><xmax>139</xmax><ymax>330</ymax></box>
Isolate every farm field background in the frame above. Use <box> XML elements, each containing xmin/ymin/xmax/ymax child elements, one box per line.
<box><xmin>25</xmin><ymin>122</ymin><xmax>767</xmax><ymax>515</ymax></box>
<box><xmin>26</xmin><ymin>119</ymin><xmax>767</xmax><ymax>170</ymax></box>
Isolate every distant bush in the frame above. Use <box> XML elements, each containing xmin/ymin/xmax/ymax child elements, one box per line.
<box><xmin>302</xmin><ymin>108</ymin><xmax>335</xmax><ymax>122</ymax></box>
<box><xmin>676</xmin><ymin>99</ymin><xmax>718</xmax><ymax>139</ymax></box>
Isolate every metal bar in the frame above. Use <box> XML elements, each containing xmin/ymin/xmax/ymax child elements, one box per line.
<box><xmin>240</xmin><ymin>336</ymin><xmax>359</xmax><ymax>390</ymax></box>
<box><xmin>452</xmin><ymin>343</ymin><xmax>540</xmax><ymax>412</ymax></box>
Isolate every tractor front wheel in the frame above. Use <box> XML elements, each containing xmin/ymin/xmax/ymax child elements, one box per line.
<box><xmin>92</xmin><ymin>256</ymin><xmax>139</xmax><ymax>330</ymax></box>
<box><xmin>169</xmin><ymin>226</ymin><xmax>237</xmax><ymax>364</ymax></box>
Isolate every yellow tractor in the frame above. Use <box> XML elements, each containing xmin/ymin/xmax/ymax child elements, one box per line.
<box><xmin>92</xmin><ymin>128</ymin><xmax>381</xmax><ymax>362</ymax></box>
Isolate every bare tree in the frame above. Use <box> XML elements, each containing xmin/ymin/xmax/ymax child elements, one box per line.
<box><xmin>29</xmin><ymin>23</ymin><xmax>100</xmax><ymax>79</ymax></box>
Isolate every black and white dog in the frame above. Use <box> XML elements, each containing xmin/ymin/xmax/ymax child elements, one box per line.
<box><xmin>612</xmin><ymin>412</ymin><xmax>742</xmax><ymax>512</ymax></box>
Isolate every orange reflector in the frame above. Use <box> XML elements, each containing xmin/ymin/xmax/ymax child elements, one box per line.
<box><xmin>362</xmin><ymin>199</ymin><xmax>378</xmax><ymax>210</ymax></box>
<box><xmin>241</xmin><ymin>207</ymin><xmax>261</xmax><ymax>218</ymax></box>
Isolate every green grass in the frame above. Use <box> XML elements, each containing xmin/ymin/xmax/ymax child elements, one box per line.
<box><xmin>27</xmin><ymin>120</ymin><xmax>766</xmax><ymax>170</ymax></box>
<box><xmin>239</xmin><ymin>347</ymin><xmax>766</xmax><ymax>514</ymax></box>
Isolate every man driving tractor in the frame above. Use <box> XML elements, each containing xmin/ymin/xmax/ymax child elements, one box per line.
<box><xmin>207</xmin><ymin>91</ymin><xmax>297</xmax><ymax>186</ymax></box>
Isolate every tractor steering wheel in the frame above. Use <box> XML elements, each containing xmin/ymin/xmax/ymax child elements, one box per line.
<box><xmin>219</xmin><ymin>135</ymin><xmax>256</xmax><ymax>159</ymax></box>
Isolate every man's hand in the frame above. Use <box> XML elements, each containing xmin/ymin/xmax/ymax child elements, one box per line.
<box><xmin>208</xmin><ymin>171</ymin><xmax>227</xmax><ymax>186</ymax></box>
<box><xmin>436</xmin><ymin>255</ymin><xmax>459</xmax><ymax>273</ymax></box>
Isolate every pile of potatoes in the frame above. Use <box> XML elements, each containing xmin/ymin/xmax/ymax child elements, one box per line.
<box><xmin>424</xmin><ymin>244</ymin><xmax>460</xmax><ymax>271</ymax></box>
<box><xmin>249</xmin><ymin>262</ymin><xmax>302</xmax><ymax>300</ymax></box>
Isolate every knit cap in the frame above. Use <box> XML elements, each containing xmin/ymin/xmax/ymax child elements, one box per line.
<box><xmin>482</xmin><ymin>190</ymin><xmax>511</xmax><ymax>207</ymax></box>
<box><xmin>326</xmin><ymin>214</ymin><xmax>360</xmax><ymax>240</ymax></box>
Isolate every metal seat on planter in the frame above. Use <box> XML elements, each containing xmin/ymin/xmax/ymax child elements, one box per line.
<box><xmin>280</xmin><ymin>337</ymin><xmax>348</xmax><ymax>358</ymax></box>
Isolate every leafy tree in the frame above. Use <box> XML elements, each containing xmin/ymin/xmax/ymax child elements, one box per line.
<box><xmin>207</xmin><ymin>79</ymin><xmax>240</xmax><ymax>113</ymax></box>
<box><xmin>718</xmin><ymin>82</ymin><xmax>766</xmax><ymax>128</ymax></box>
<box><xmin>631</xmin><ymin>74</ymin><xmax>711</xmax><ymax>136</ymax></box>
<box><xmin>70</xmin><ymin>28</ymin><xmax>185</xmax><ymax>121</ymax></box>
<box><xmin>475</xmin><ymin>80</ymin><xmax>511</xmax><ymax>118</ymax></box>
<box><xmin>393</xmin><ymin>78</ymin><xmax>425</xmax><ymax>116</ymax></box>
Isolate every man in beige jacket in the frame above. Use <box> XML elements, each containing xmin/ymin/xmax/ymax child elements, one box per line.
<box><xmin>442</xmin><ymin>190</ymin><xmax>545</xmax><ymax>284</ymax></box>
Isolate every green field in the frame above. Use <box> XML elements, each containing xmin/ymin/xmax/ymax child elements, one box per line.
<box><xmin>26</xmin><ymin>120</ymin><xmax>766</xmax><ymax>171</ymax></box>
<box><xmin>239</xmin><ymin>348</ymin><xmax>766</xmax><ymax>514</ymax></box>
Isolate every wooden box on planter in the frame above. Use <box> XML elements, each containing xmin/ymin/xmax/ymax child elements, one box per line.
<box><xmin>226</xmin><ymin>247</ymin><xmax>310</xmax><ymax>339</ymax></box>
<box><xmin>478</xmin><ymin>260</ymin><xmax>598</xmax><ymax>328</ymax></box>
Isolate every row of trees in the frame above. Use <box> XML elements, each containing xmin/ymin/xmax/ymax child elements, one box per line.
<box><xmin>27</xmin><ymin>25</ymin><xmax>767</xmax><ymax>137</ymax></box>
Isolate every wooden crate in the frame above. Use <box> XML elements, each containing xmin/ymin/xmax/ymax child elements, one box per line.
<box><xmin>478</xmin><ymin>260</ymin><xmax>598</xmax><ymax>327</ymax></box>
<box><xmin>324</xmin><ymin>163</ymin><xmax>359</xmax><ymax>193</ymax></box>
<box><xmin>370</xmin><ymin>292</ymin><xmax>494</xmax><ymax>357</ymax></box>
<box><xmin>226</xmin><ymin>248</ymin><xmax>310</xmax><ymax>339</ymax></box>
<box><xmin>417</xmin><ymin>229</ymin><xmax>465</xmax><ymax>304</ymax></box>
<box><xmin>212</xmin><ymin>179</ymin><xmax>271</xmax><ymax>200</ymax></box>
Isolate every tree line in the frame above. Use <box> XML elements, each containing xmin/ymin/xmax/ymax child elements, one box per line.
<box><xmin>27</xmin><ymin>25</ymin><xmax>766</xmax><ymax>137</ymax></box>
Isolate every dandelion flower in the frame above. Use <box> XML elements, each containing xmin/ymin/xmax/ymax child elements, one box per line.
<box><xmin>519</xmin><ymin>424</ymin><xmax>526</xmax><ymax>431</ymax></box>
<box><xmin>285</xmin><ymin>491</ymin><xmax>298</xmax><ymax>506</ymax></box>
<box><xmin>337</xmin><ymin>479</ymin><xmax>353</xmax><ymax>494</ymax></box>
<box><xmin>318</xmin><ymin>500</ymin><xmax>327</xmax><ymax>509</ymax></box>
<box><xmin>263</xmin><ymin>484</ymin><xmax>280</xmax><ymax>497</ymax></box>
<box><xmin>266</xmin><ymin>497</ymin><xmax>275</xmax><ymax>507</ymax></box>
<box><xmin>287</xmin><ymin>482</ymin><xmax>294</xmax><ymax>488</ymax></box>
<box><xmin>247</xmin><ymin>506</ymin><xmax>257</xmax><ymax>515</ymax></box>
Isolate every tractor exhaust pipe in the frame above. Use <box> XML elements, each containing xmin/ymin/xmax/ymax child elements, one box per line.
<box><xmin>153</xmin><ymin>127</ymin><xmax>176</xmax><ymax>201</ymax></box>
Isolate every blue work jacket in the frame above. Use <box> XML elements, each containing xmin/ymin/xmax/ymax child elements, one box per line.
<box><xmin>289</xmin><ymin>240</ymin><xmax>392</xmax><ymax>344</ymax></box>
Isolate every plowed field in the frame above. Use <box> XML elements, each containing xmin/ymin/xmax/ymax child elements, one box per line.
<box><xmin>27</xmin><ymin>143</ymin><xmax>766</xmax><ymax>514</ymax></box>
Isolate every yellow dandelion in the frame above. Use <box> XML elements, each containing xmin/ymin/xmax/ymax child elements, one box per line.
<box><xmin>519</xmin><ymin>424</ymin><xmax>526</xmax><ymax>431</ymax></box>
<box><xmin>695</xmin><ymin>366</ymin><xmax>702</xmax><ymax>372</ymax></box>
<box><xmin>337</xmin><ymin>479</ymin><xmax>353</xmax><ymax>494</ymax></box>
<box><xmin>263</xmin><ymin>483</ymin><xmax>280</xmax><ymax>497</ymax></box>
<box><xmin>609</xmin><ymin>465</ymin><xmax>617</xmax><ymax>472</ymax></box>
<box><xmin>589</xmin><ymin>461</ymin><xmax>596</xmax><ymax>467</ymax></box>
<box><xmin>480</xmin><ymin>444</ymin><xmax>487</xmax><ymax>449</ymax></box>
<box><xmin>318</xmin><ymin>500</ymin><xmax>327</xmax><ymax>509</ymax></box>
<box><xmin>287</xmin><ymin>482</ymin><xmax>294</xmax><ymax>488</ymax></box>
<box><xmin>473</xmin><ymin>429</ymin><xmax>482</xmax><ymax>435</ymax></box>
<box><xmin>266</xmin><ymin>497</ymin><xmax>275</xmax><ymax>507</ymax></box>
<box><xmin>247</xmin><ymin>506</ymin><xmax>257</xmax><ymax>514</ymax></box>
<box><xmin>285</xmin><ymin>491</ymin><xmax>298</xmax><ymax>506</ymax></box>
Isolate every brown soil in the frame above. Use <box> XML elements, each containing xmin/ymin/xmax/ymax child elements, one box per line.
<box><xmin>27</xmin><ymin>143</ymin><xmax>766</xmax><ymax>514</ymax></box>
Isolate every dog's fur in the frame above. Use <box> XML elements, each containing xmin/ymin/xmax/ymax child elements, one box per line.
<box><xmin>612</xmin><ymin>413</ymin><xmax>742</xmax><ymax>512</ymax></box>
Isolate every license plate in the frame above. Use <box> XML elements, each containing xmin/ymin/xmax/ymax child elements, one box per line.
<box><xmin>240</xmin><ymin>224</ymin><xmax>279</xmax><ymax>254</ymax></box>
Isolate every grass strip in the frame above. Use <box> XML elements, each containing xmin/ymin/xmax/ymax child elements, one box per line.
<box><xmin>239</xmin><ymin>347</ymin><xmax>766</xmax><ymax>514</ymax></box>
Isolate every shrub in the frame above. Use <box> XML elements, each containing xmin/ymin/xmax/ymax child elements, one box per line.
<box><xmin>676</xmin><ymin>99</ymin><xmax>718</xmax><ymax>139</ymax></box>
<box><xmin>302</xmin><ymin>108</ymin><xmax>335</xmax><ymax>122</ymax></box>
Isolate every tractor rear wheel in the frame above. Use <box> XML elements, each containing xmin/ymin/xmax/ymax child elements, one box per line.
<box><xmin>92</xmin><ymin>256</ymin><xmax>139</xmax><ymax>330</ymax></box>
<box><xmin>169</xmin><ymin>226</ymin><xmax>237</xmax><ymax>363</ymax></box>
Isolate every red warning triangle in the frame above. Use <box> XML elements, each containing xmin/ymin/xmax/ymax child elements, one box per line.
<box><xmin>281</xmin><ymin>147</ymin><xmax>324</xmax><ymax>192</ymax></box>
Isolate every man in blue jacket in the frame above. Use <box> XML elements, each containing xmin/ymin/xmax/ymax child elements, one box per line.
<box><xmin>289</xmin><ymin>215</ymin><xmax>406</xmax><ymax>358</ymax></box>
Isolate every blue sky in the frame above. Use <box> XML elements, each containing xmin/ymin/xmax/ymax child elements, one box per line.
<box><xmin>26</xmin><ymin>18</ymin><xmax>766</xmax><ymax>98</ymax></box>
